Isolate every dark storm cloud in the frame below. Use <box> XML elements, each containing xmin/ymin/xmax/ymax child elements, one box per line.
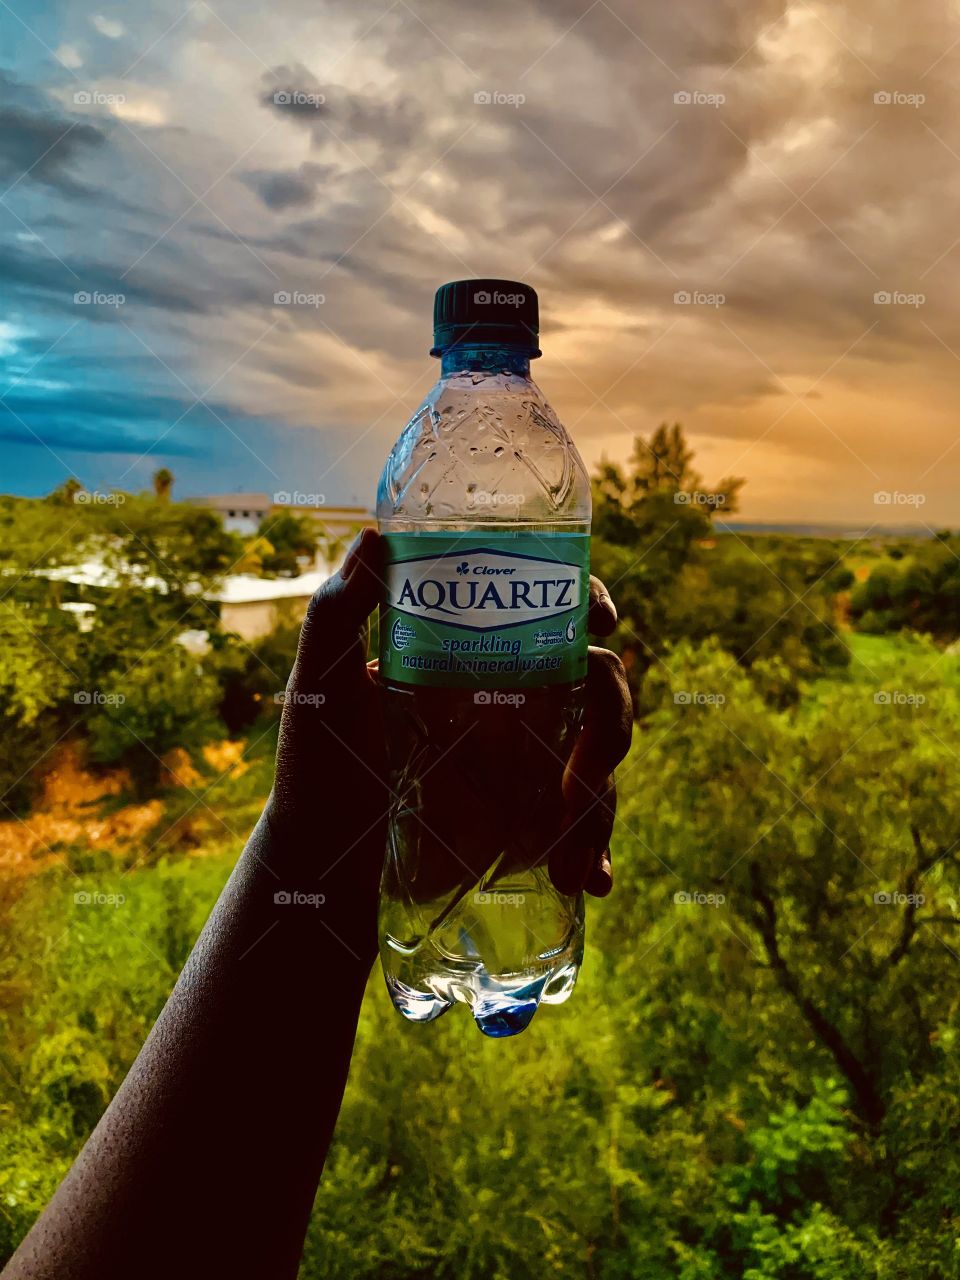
<box><xmin>241</xmin><ymin>162</ymin><xmax>335</xmax><ymax>211</ymax></box>
<box><xmin>5</xmin><ymin>0</ymin><xmax>960</xmax><ymax>515</ymax></box>
<box><xmin>261</xmin><ymin>64</ymin><xmax>426</xmax><ymax>157</ymax></box>
<box><xmin>0</xmin><ymin>242</ymin><xmax>239</xmax><ymax>318</ymax></box>
<box><xmin>0</xmin><ymin>387</ymin><xmax>257</xmax><ymax>456</ymax></box>
<box><xmin>260</xmin><ymin>63</ymin><xmax>330</xmax><ymax>117</ymax></box>
<box><xmin>0</xmin><ymin>106</ymin><xmax>106</xmax><ymax>196</ymax></box>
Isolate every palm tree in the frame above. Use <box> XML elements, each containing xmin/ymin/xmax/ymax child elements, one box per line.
<box><xmin>46</xmin><ymin>477</ymin><xmax>83</xmax><ymax>504</ymax></box>
<box><xmin>153</xmin><ymin>468</ymin><xmax>174</xmax><ymax>502</ymax></box>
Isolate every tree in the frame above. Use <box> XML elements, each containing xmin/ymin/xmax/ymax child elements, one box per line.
<box><xmin>253</xmin><ymin>511</ymin><xmax>317</xmax><ymax>576</ymax></box>
<box><xmin>592</xmin><ymin>423</ymin><xmax>743</xmax><ymax>528</ymax></box>
<box><xmin>45</xmin><ymin>478</ymin><xmax>83</xmax><ymax>505</ymax></box>
<box><xmin>591</xmin><ymin>429</ymin><xmax>849</xmax><ymax>696</ymax></box>
<box><xmin>86</xmin><ymin>644</ymin><xmax>223</xmax><ymax>794</ymax></box>
<box><xmin>0</xmin><ymin>602</ymin><xmax>78</xmax><ymax>810</ymax></box>
<box><xmin>152</xmin><ymin>468</ymin><xmax>174</xmax><ymax>503</ymax></box>
<box><xmin>662</xmin><ymin>537</ymin><xmax>850</xmax><ymax>701</ymax></box>
<box><xmin>601</xmin><ymin>634</ymin><xmax>960</xmax><ymax>1270</ymax></box>
<box><xmin>590</xmin><ymin>425</ymin><xmax>743</xmax><ymax>681</ymax></box>
<box><xmin>850</xmin><ymin>537</ymin><xmax>960</xmax><ymax>638</ymax></box>
<box><xmin>0</xmin><ymin>493</ymin><xmax>243</xmax><ymax>803</ymax></box>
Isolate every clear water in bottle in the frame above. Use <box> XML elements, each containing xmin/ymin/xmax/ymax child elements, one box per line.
<box><xmin>377</xmin><ymin>279</ymin><xmax>591</xmax><ymax>1037</ymax></box>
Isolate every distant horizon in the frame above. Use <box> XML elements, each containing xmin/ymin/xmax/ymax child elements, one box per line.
<box><xmin>1</xmin><ymin>483</ymin><xmax>947</xmax><ymax>538</ymax></box>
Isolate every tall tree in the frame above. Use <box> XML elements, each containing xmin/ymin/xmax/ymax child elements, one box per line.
<box><xmin>46</xmin><ymin>477</ymin><xmax>83</xmax><ymax>505</ymax></box>
<box><xmin>152</xmin><ymin>468</ymin><xmax>174</xmax><ymax>502</ymax></box>
<box><xmin>590</xmin><ymin>423</ymin><xmax>744</xmax><ymax>682</ymax></box>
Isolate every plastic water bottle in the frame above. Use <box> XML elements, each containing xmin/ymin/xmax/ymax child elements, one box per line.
<box><xmin>377</xmin><ymin>279</ymin><xmax>591</xmax><ymax>1037</ymax></box>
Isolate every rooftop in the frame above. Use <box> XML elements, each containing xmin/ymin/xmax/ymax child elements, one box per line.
<box><xmin>213</xmin><ymin>570</ymin><xmax>328</xmax><ymax>604</ymax></box>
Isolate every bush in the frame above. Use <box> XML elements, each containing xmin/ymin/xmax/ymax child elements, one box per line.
<box><xmin>0</xmin><ymin>602</ymin><xmax>79</xmax><ymax>811</ymax></box>
<box><xmin>86</xmin><ymin>646</ymin><xmax>223</xmax><ymax>793</ymax></box>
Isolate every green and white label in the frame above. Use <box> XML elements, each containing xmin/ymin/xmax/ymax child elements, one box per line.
<box><xmin>380</xmin><ymin>531</ymin><xmax>590</xmax><ymax>689</ymax></box>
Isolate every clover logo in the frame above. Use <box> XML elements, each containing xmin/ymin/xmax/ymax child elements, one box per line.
<box><xmin>456</xmin><ymin>561</ymin><xmax>470</xmax><ymax>575</ymax></box>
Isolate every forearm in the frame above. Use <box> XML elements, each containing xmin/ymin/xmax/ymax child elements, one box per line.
<box><xmin>5</xmin><ymin>813</ymin><xmax>377</xmax><ymax>1280</ymax></box>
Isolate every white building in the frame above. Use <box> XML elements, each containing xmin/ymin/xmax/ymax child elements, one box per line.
<box><xmin>187</xmin><ymin>494</ymin><xmax>375</xmax><ymax>541</ymax></box>
<box><xmin>213</xmin><ymin>569</ymin><xmax>330</xmax><ymax>641</ymax></box>
<box><xmin>185</xmin><ymin>493</ymin><xmax>272</xmax><ymax>535</ymax></box>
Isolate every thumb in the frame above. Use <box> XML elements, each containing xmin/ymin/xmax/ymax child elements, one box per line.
<box><xmin>291</xmin><ymin>528</ymin><xmax>383</xmax><ymax>696</ymax></box>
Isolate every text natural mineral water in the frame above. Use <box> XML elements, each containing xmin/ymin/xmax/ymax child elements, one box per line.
<box><xmin>377</xmin><ymin>278</ymin><xmax>591</xmax><ymax>1037</ymax></box>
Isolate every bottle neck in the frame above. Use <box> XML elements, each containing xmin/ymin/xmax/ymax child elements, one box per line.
<box><xmin>439</xmin><ymin>345</ymin><xmax>532</xmax><ymax>378</ymax></box>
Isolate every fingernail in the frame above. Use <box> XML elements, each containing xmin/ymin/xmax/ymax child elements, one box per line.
<box><xmin>586</xmin><ymin>851</ymin><xmax>613</xmax><ymax>897</ymax></box>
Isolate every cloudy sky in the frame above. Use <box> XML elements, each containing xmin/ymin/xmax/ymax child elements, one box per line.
<box><xmin>1</xmin><ymin>0</ymin><xmax>958</xmax><ymax>522</ymax></box>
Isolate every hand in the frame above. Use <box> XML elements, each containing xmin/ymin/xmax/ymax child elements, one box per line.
<box><xmin>266</xmin><ymin>529</ymin><xmax>633</xmax><ymax>952</ymax></box>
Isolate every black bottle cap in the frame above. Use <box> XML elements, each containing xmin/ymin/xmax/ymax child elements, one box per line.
<box><xmin>430</xmin><ymin>279</ymin><xmax>541</xmax><ymax>357</ymax></box>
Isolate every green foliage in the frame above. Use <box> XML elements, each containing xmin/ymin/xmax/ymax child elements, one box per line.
<box><xmin>4</xmin><ymin>467</ymin><xmax>960</xmax><ymax>1276</ymax></box>
<box><xmin>0</xmin><ymin>491</ymin><xmax>243</xmax><ymax>646</ymax></box>
<box><xmin>213</xmin><ymin>607</ymin><xmax>302</xmax><ymax>733</ymax></box>
<box><xmin>3</xmin><ymin>631</ymin><xmax>960</xmax><ymax>1277</ymax></box>
<box><xmin>0</xmin><ymin>493</ymin><xmax>245</xmax><ymax>792</ymax></box>
<box><xmin>86</xmin><ymin>646</ymin><xmax>223</xmax><ymax>792</ymax></box>
<box><xmin>0</xmin><ymin>603</ymin><xmax>75</xmax><ymax>729</ymax></box>
<box><xmin>255</xmin><ymin>511</ymin><xmax>317</xmax><ymax>576</ymax></box>
<box><xmin>660</xmin><ymin>540</ymin><xmax>849</xmax><ymax>700</ymax></box>
<box><xmin>0</xmin><ymin>856</ymin><xmax>227</xmax><ymax>1263</ymax></box>
<box><xmin>0</xmin><ymin>601</ymin><xmax>80</xmax><ymax>809</ymax></box>
<box><xmin>590</xmin><ymin>424</ymin><xmax>741</xmax><ymax>685</ymax></box>
<box><xmin>850</xmin><ymin>535</ymin><xmax>960</xmax><ymax>637</ymax></box>
<box><xmin>590</xmin><ymin>427</ymin><xmax>848</xmax><ymax>697</ymax></box>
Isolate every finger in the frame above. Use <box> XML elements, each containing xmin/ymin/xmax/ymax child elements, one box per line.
<box><xmin>585</xmin><ymin>849</ymin><xmax>613</xmax><ymax>897</ymax></box>
<box><xmin>588</xmin><ymin>575</ymin><xmax>617</xmax><ymax>637</ymax></box>
<box><xmin>550</xmin><ymin>649</ymin><xmax>631</xmax><ymax>896</ymax></box>
<box><xmin>291</xmin><ymin>527</ymin><xmax>383</xmax><ymax>698</ymax></box>
<box><xmin>550</xmin><ymin>776</ymin><xmax>616</xmax><ymax>896</ymax></box>
<box><xmin>563</xmin><ymin>648</ymin><xmax>633</xmax><ymax>803</ymax></box>
<box><xmin>273</xmin><ymin>531</ymin><xmax>386</xmax><ymax>823</ymax></box>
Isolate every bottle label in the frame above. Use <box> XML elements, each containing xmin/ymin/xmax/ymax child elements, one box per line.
<box><xmin>380</xmin><ymin>531</ymin><xmax>590</xmax><ymax>689</ymax></box>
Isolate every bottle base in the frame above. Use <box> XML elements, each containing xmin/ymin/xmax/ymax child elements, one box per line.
<box><xmin>383</xmin><ymin>956</ymin><xmax>581</xmax><ymax>1038</ymax></box>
